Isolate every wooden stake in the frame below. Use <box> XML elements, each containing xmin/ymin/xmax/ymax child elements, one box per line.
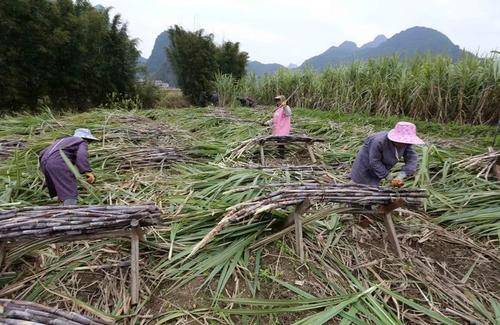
<box><xmin>0</xmin><ymin>242</ymin><xmax>6</xmax><ymax>270</ymax></box>
<box><xmin>307</xmin><ymin>144</ymin><xmax>316</xmax><ymax>163</ymax></box>
<box><xmin>378</xmin><ymin>199</ymin><xmax>404</xmax><ymax>258</ymax></box>
<box><xmin>382</xmin><ymin>213</ymin><xmax>403</xmax><ymax>258</ymax></box>
<box><xmin>130</xmin><ymin>219</ymin><xmax>140</xmax><ymax>305</ymax></box>
<box><xmin>291</xmin><ymin>199</ymin><xmax>311</xmax><ymax>263</ymax></box>
<box><xmin>259</xmin><ymin>143</ymin><xmax>265</xmax><ymax>166</ymax></box>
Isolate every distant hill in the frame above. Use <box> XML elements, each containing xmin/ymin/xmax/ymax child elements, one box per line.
<box><xmin>246</xmin><ymin>61</ymin><xmax>286</xmax><ymax>77</ymax></box>
<box><xmin>144</xmin><ymin>26</ymin><xmax>465</xmax><ymax>80</ymax></box>
<box><xmin>144</xmin><ymin>31</ymin><xmax>177</xmax><ymax>86</ymax></box>
<box><xmin>360</xmin><ymin>35</ymin><xmax>387</xmax><ymax>49</ymax></box>
<box><xmin>300</xmin><ymin>27</ymin><xmax>463</xmax><ymax>70</ymax></box>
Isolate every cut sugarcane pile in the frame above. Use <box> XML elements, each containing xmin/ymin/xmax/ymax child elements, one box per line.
<box><xmin>234</xmin><ymin>161</ymin><xmax>344</xmax><ymax>171</ymax></box>
<box><xmin>455</xmin><ymin>149</ymin><xmax>500</xmax><ymax>179</ymax></box>
<box><xmin>203</xmin><ymin>113</ymin><xmax>268</xmax><ymax>126</ymax></box>
<box><xmin>115</xmin><ymin>147</ymin><xmax>185</xmax><ymax>169</ymax></box>
<box><xmin>189</xmin><ymin>183</ymin><xmax>427</xmax><ymax>256</ymax></box>
<box><xmin>0</xmin><ymin>204</ymin><xmax>161</xmax><ymax>241</ymax></box>
<box><xmin>105</xmin><ymin>116</ymin><xmax>177</xmax><ymax>143</ymax></box>
<box><xmin>228</xmin><ymin>135</ymin><xmax>324</xmax><ymax>160</ymax></box>
<box><xmin>0</xmin><ymin>140</ymin><xmax>26</xmax><ymax>160</ymax></box>
<box><xmin>0</xmin><ymin>299</ymin><xmax>112</xmax><ymax>325</ymax></box>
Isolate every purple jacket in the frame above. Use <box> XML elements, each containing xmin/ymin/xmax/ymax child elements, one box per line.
<box><xmin>350</xmin><ymin>131</ymin><xmax>418</xmax><ymax>186</ymax></box>
<box><xmin>39</xmin><ymin>136</ymin><xmax>92</xmax><ymax>173</ymax></box>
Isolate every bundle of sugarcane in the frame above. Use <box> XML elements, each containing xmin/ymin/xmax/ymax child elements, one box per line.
<box><xmin>233</xmin><ymin>161</ymin><xmax>343</xmax><ymax>172</ymax></box>
<box><xmin>105</xmin><ymin>126</ymin><xmax>172</xmax><ymax>141</ymax></box>
<box><xmin>228</xmin><ymin>134</ymin><xmax>324</xmax><ymax>160</ymax></box>
<box><xmin>115</xmin><ymin>147</ymin><xmax>185</xmax><ymax>169</ymax></box>
<box><xmin>455</xmin><ymin>149</ymin><xmax>500</xmax><ymax>179</ymax></box>
<box><xmin>0</xmin><ymin>299</ymin><xmax>113</xmax><ymax>325</ymax></box>
<box><xmin>203</xmin><ymin>113</ymin><xmax>268</xmax><ymax>126</ymax></box>
<box><xmin>0</xmin><ymin>140</ymin><xmax>26</xmax><ymax>160</ymax></box>
<box><xmin>188</xmin><ymin>183</ymin><xmax>427</xmax><ymax>257</ymax></box>
<box><xmin>0</xmin><ymin>204</ymin><xmax>161</xmax><ymax>242</ymax></box>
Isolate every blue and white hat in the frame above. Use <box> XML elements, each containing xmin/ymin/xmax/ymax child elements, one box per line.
<box><xmin>74</xmin><ymin>128</ymin><xmax>99</xmax><ymax>141</ymax></box>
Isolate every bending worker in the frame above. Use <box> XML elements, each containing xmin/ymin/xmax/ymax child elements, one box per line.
<box><xmin>350</xmin><ymin>121</ymin><xmax>424</xmax><ymax>187</ymax></box>
<box><xmin>39</xmin><ymin>128</ymin><xmax>98</xmax><ymax>205</ymax></box>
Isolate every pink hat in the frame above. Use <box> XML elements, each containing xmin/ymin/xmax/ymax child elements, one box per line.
<box><xmin>387</xmin><ymin>122</ymin><xmax>424</xmax><ymax>145</ymax></box>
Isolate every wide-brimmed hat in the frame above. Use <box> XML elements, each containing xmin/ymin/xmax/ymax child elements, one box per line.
<box><xmin>387</xmin><ymin>122</ymin><xmax>424</xmax><ymax>145</ymax></box>
<box><xmin>74</xmin><ymin>128</ymin><xmax>99</xmax><ymax>141</ymax></box>
<box><xmin>274</xmin><ymin>95</ymin><xmax>286</xmax><ymax>101</ymax></box>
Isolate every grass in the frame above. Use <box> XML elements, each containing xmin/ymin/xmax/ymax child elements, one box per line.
<box><xmin>0</xmin><ymin>105</ymin><xmax>499</xmax><ymax>324</ymax></box>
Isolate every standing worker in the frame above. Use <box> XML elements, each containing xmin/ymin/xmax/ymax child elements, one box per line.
<box><xmin>268</xmin><ymin>95</ymin><xmax>292</xmax><ymax>136</ymax></box>
<box><xmin>267</xmin><ymin>95</ymin><xmax>292</xmax><ymax>158</ymax></box>
<box><xmin>350</xmin><ymin>122</ymin><xmax>424</xmax><ymax>187</ymax></box>
<box><xmin>39</xmin><ymin>128</ymin><xmax>98</xmax><ymax>205</ymax></box>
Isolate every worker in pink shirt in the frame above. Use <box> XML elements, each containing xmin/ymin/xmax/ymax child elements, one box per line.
<box><xmin>268</xmin><ymin>95</ymin><xmax>292</xmax><ymax>136</ymax></box>
<box><xmin>267</xmin><ymin>95</ymin><xmax>292</xmax><ymax>158</ymax></box>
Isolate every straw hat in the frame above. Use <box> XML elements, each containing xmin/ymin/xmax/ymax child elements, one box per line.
<box><xmin>387</xmin><ymin>122</ymin><xmax>424</xmax><ymax>145</ymax></box>
<box><xmin>274</xmin><ymin>95</ymin><xmax>286</xmax><ymax>104</ymax></box>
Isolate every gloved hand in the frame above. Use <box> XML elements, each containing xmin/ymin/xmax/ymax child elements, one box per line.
<box><xmin>390</xmin><ymin>172</ymin><xmax>406</xmax><ymax>188</ymax></box>
<box><xmin>390</xmin><ymin>178</ymin><xmax>404</xmax><ymax>188</ymax></box>
<box><xmin>84</xmin><ymin>172</ymin><xmax>95</xmax><ymax>184</ymax></box>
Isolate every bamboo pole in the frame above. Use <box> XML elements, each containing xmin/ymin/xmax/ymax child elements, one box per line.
<box><xmin>0</xmin><ymin>242</ymin><xmax>5</xmax><ymax>269</ymax></box>
<box><xmin>379</xmin><ymin>199</ymin><xmax>404</xmax><ymax>258</ymax></box>
<box><xmin>292</xmin><ymin>199</ymin><xmax>311</xmax><ymax>263</ymax></box>
<box><xmin>259</xmin><ymin>144</ymin><xmax>265</xmax><ymax>166</ymax></box>
<box><xmin>130</xmin><ymin>219</ymin><xmax>140</xmax><ymax>306</ymax></box>
<box><xmin>383</xmin><ymin>213</ymin><xmax>403</xmax><ymax>258</ymax></box>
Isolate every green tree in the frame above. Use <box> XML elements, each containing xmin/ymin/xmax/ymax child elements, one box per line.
<box><xmin>215</xmin><ymin>41</ymin><xmax>248</xmax><ymax>80</ymax></box>
<box><xmin>0</xmin><ymin>0</ymin><xmax>139</xmax><ymax>111</ymax></box>
<box><xmin>167</xmin><ymin>25</ymin><xmax>218</xmax><ymax>105</ymax></box>
<box><xmin>167</xmin><ymin>25</ymin><xmax>248</xmax><ymax>105</ymax></box>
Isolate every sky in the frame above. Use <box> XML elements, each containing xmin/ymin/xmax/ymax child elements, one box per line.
<box><xmin>89</xmin><ymin>0</ymin><xmax>500</xmax><ymax>66</ymax></box>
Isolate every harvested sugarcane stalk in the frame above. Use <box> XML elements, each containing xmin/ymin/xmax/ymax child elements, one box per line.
<box><xmin>104</xmin><ymin>115</ymin><xmax>178</xmax><ymax>143</ymax></box>
<box><xmin>233</xmin><ymin>161</ymin><xmax>344</xmax><ymax>171</ymax></box>
<box><xmin>0</xmin><ymin>140</ymin><xmax>26</xmax><ymax>160</ymax></box>
<box><xmin>228</xmin><ymin>135</ymin><xmax>324</xmax><ymax>160</ymax></box>
<box><xmin>455</xmin><ymin>148</ymin><xmax>500</xmax><ymax>180</ymax></box>
<box><xmin>0</xmin><ymin>204</ymin><xmax>161</xmax><ymax>242</ymax></box>
<box><xmin>203</xmin><ymin>113</ymin><xmax>269</xmax><ymax>126</ymax></box>
<box><xmin>114</xmin><ymin>147</ymin><xmax>185</xmax><ymax>169</ymax></box>
<box><xmin>188</xmin><ymin>183</ymin><xmax>427</xmax><ymax>257</ymax></box>
<box><xmin>0</xmin><ymin>299</ymin><xmax>113</xmax><ymax>324</ymax></box>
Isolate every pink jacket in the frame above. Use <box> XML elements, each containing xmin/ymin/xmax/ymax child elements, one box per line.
<box><xmin>272</xmin><ymin>105</ymin><xmax>291</xmax><ymax>136</ymax></box>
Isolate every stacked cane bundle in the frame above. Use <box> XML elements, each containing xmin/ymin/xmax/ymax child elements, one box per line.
<box><xmin>0</xmin><ymin>204</ymin><xmax>161</xmax><ymax>242</ymax></box>
<box><xmin>0</xmin><ymin>140</ymin><xmax>26</xmax><ymax>160</ymax></box>
<box><xmin>0</xmin><ymin>299</ymin><xmax>113</xmax><ymax>325</ymax></box>
<box><xmin>234</xmin><ymin>162</ymin><xmax>345</xmax><ymax>172</ymax></box>
<box><xmin>115</xmin><ymin>147</ymin><xmax>185</xmax><ymax>169</ymax></box>
<box><xmin>455</xmin><ymin>149</ymin><xmax>500</xmax><ymax>179</ymax></box>
<box><xmin>189</xmin><ymin>183</ymin><xmax>427</xmax><ymax>256</ymax></box>
<box><xmin>228</xmin><ymin>135</ymin><xmax>324</xmax><ymax>160</ymax></box>
<box><xmin>105</xmin><ymin>115</ymin><xmax>177</xmax><ymax>144</ymax></box>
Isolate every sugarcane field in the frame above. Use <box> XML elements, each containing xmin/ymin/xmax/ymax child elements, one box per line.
<box><xmin>1</xmin><ymin>1</ymin><xmax>500</xmax><ymax>324</ymax></box>
<box><xmin>0</xmin><ymin>100</ymin><xmax>498</xmax><ymax>324</ymax></box>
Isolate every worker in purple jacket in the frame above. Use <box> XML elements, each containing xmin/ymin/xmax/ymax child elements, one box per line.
<box><xmin>350</xmin><ymin>122</ymin><xmax>424</xmax><ymax>187</ymax></box>
<box><xmin>39</xmin><ymin>128</ymin><xmax>98</xmax><ymax>205</ymax></box>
